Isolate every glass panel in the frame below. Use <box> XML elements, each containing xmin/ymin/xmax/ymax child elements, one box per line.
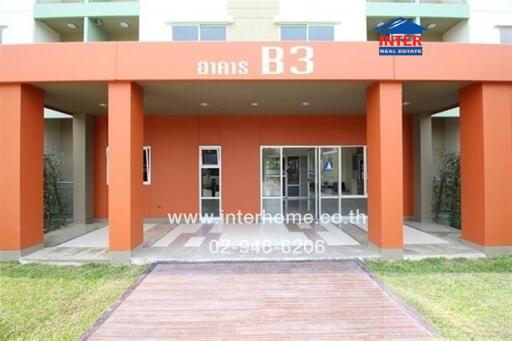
<box><xmin>321</xmin><ymin>198</ymin><xmax>339</xmax><ymax>216</ymax></box>
<box><xmin>281</xmin><ymin>25</ymin><xmax>307</xmax><ymax>41</ymax></box>
<box><xmin>320</xmin><ymin>147</ymin><xmax>339</xmax><ymax>197</ymax></box>
<box><xmin>341</xmin><ymin>147</ymin><xmax>365</xmax><ymax>195</ymax></box>
<box><xmin>263</xmin><ymin>198</ymin><xmax>281</xmax><ymax>215</ymax></box>
<box><xmin>262</xmin><ymin>148</ymin><xmax>281</xmax><ymax>197</ymax></box>
<box><xmin>341</xmin><ymin>198</ymin><xmax>368</xmax><ymax>216</ymax></box>
<box><xmin>200</xmin><ymin>25</ymin><xmax>227</xmax><ymax>41</ymax></box>
<box><xmin>500</xmin><ymin>27</ymin><xmax>512</xmax><ymax>43</ymax></box>
<box><xmin>286</xmin><ymin>157</ymin><xmax>299</xmax><ymax>185</ymax></box>
<box><xmin>201</xmin><ymin>149</ymin><xmax>218</xmax><ymax>166</ymax></box>
<box><xmin>143</xmin><ymin>148</ymin><xmax>149</xmax><ymax>183</ymax></box>
<box><xmin>201</xmin><ymin>168</ymin><xmax>220</xmax><ymax>197</ymax></box>
<box><xmin>173</xmin><ymin>26</ymin><xmax>198</xmax><ymax>41</ymax></box>
<box><xmin>307</xmin><ymin>149</ymin><xmax>316</xmax><ymax>217</ymax></box>
<box><xmin>288</xmin><ymin>186</ymin><xmax>300</xmax><ymax>197</ymax></box>
<box><xmin>308</xmin><ymin>26</ymin><xmax>334</xmax><ymax>41</ymax></box>
<box><xmin>201</xmin><ymin>199</ymin><xmax>220</xmax><ymax>217</ymax></box>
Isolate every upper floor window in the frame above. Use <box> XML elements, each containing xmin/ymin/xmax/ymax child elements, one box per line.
<box><xmin>172</xmin><ymin>25</ymin><xmax>227</xmax><ymax>41</ymax></box>
<box><xmin>280</xmin><ymin>24</ymin><xmax>334</xmax><ymax>41</ymax></box>
<box><xmin>499</xmin><ymin>26</ymin><xmax>512</xmax><ymax>43</ymax></box>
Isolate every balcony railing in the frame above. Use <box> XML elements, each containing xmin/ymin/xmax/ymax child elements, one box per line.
<box><xmin>36</xmin><ymin>0</ymin><xmax>137</xmax><ymax>3</ymax></box>
<box><xmin>367</xmin><ymin>0</ymin><xmax>466</xmax><ymax>3</ymax></box>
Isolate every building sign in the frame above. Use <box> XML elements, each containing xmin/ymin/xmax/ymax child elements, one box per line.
<box><xmin>374</xmin><ymin>17</ymin><xmax>427</xmax><ymax>56</ymax></box>
<box><xmin>197</xmin><ymin>46</ymin><xmax>314</xmax><ymax>76</ymax></box>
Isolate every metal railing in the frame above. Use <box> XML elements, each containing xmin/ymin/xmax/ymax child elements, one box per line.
<box><xmin>36</xmin><ymin>0</ymin><xmax>137</xmax><ymax>3</ymax></box>
<box><xmin>367</xmin><ymin>0</ymin><xmax>466</xmax><ymax>3</ymax></box>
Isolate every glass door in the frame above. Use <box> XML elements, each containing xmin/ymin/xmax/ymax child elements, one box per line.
<box><xmin>307</xmin><ymin>148</ymin><xmax>317</xmax><ymax>218</ymax></box>
<box><xmin>261</xmin><ymin>147</ymin><xmax>282</xmax><ymax>216</ymax></box>
<box><xmin>319</xmin><ymin>147</ymin><xmax>341</xmax><ymax>218</ymax></box>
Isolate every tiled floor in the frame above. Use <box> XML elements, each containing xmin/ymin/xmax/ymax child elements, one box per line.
<box><xmin>83</xmin><ymin>261</ymin><xmax>436</xmax><ymax>340</ymax></box>
<box><xmin>22</xmin><ymin>220</ymin><xmax>486</xmax><ymax>264</ymax></box>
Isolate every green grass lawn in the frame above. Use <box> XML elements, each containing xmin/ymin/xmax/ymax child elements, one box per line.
<box><xmin>0</xmin><ymin>262</ymin><xmax>146</xmax><ymax>341</ymax></box>
<box><xmin>367</xmin><ymin>256</ymin><xmax>512</xmax><ymax>340</ymax></box>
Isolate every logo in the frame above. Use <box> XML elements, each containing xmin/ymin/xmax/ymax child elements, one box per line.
<box><xmin>374</xmin><ymin>17</ymin><xmax>427</xmax><ymax>56</ymax></box>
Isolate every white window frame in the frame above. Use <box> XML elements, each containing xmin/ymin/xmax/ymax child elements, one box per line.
<box><xmin>279</xmin><ymin>24</ymin><xmax>335</xmax><ymax>41</ymax></box>
<box><xmin>199</xmin><ymin>146</ymin><xmax>222</xmax><ymax>217</ymax></box>
<box><xmin>143</xmin><ymin>146</ymin><xmax>151</xmax><ymax>185</ymax></box>
<box><xmin>106</xmin><ymin>146</ymin><xmax>152</xmax><ymax>185</ymax></box>
<box><xmin>171</xmin><ymin>24</ymin><xmax>228</xmax><ymax>41</ymax></box>
<box><xmin>259</xmin><ymin>145</ymin><xmax>367</xmax><ymax>219</ymax></box>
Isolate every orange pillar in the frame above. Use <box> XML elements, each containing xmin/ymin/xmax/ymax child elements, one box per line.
<box><xmin>0</xmin><ymin>84</ymin><xmax>44</xmax><ymax>260</ymax></box>
<box><xmin>366</xmin><ymin>82</ymin><xmax>404</xmax><ymax>254</ymax></box>
<box><xmin>108</xmin><ymin>82</ymin><xmax>144</xmax><ymax>263</ymax></box>
<box><xmin>459</xmin><ymin>83</ymin><xmax>512</xmax><ymax>255</ymax></box>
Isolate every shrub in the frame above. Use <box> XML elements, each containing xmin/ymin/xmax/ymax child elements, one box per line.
<box><xmin>433</xmin><ymin>152</ymin><xmax>461</xmax><ymax>229</ymax></box>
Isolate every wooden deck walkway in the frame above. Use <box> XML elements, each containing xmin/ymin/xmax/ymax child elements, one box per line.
<box><xmin>84</xmin><ymin>261</ymin><xmax>436</xmax><ymax>340</ymax></box>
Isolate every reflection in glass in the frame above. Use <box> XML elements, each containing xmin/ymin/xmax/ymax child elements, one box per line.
<box><xmin>202</xmin><ymin>149</ymin><xmax>218</xmax><ymax>166</ymax></box>
<box><xmin>341</xmin><ymin>198</ymin><xmax>368</xmax><ymax>216</ymax></box>
<box><xmin>263</xmin><ymin>198</ymin><xmax>281</xmax><ymax>215</ymax></box>
<box><xmin>201</xmin><ymin>168</ymin><xmax>220</xmax><ymax>197</ymax></box>
<box><xmin>201</xmin><ymin>199</ymin><xmax>219</xmax><ymax>217</ymax></box>
<box><xmin>262</xmin><ymin>148</ymin><xmax>281</xmax><ymax>197</ymax></box>
<box><xmin>321</xmin><ymin>198</ymin><xmax>339</xmax><ymax>216</ymax></box>
<box><xmin>341</xmin><ymin>147</ymin><xmax>365</xmax><ymax>195</ymax></box>
<box><xmin>320</xmin><ymin>148</ymin><xmax>339</xmax><ymax>197</ymax></box>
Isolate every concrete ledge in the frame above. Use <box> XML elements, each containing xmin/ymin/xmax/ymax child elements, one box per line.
<box><xmin>109</xmin><ymin>245</ymin><xmax>142</xmax><ymax>265</ymax></box>
<box><xmin>0</xmin><ymin>243</ymin><xmax>43</xmax><ymax>261</ymax></box>
<box><xmin>368</xmin><ymin>242</ymin><xmax>403</xmax><ymax>260</ymax></box>
<box><xmin>461</xmin><ymin>240</ymin><xmax>512</xmax><ymax>257</ymax></box>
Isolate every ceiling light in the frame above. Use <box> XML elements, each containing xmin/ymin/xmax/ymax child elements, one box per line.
<box><xmin>403</xmin><ymin>101</ymin><xmax>410</xmax><ymax>106</ymax></box>
<box><xmin>199</xmin><ymin>102</ymin><xmax>209</xmax><ymax>107</ymax></box>
<box><xmin>300</xmin><ymin>102</ymin><xmax>311</xmax><ymax>107</ymax></box>
<box><xmin>66</xmin><ymin>22</ymin><xmax>77</xmax><ymax>30</ymax></box>
<box><xmin>426</xmin><ymin>23</ymin><xmax>436</xmax><ymax>30</ymax></box>
<box><xmin>98</xmin><ymin>103</ymin><xmax>107</xmax><ymax>108</ymax></box>
<box><xmin>251</xmin><ymin>102</ymin><xmax>259</xmax><ymax>107</ymax></box>
<box><xmin>120</xmin><ymin>21</ymin><xmax>129</xmax><ymax>29</ymax></box>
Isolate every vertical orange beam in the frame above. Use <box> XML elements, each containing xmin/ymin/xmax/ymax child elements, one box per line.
<box><xmin>108</xmin><ymin>82</ymin><xmax>144</xmax><ymax>261</ymax></box>
<box><xmin>460</xmin><ymin>83</ymin><xmax>512</xmax><ymax>254</ymax></box>
<box><xmin>0</xmin><ymin>84</ymin><xmax>44</xmax><ymax>259</ymax></box>
<box><xmin>366</xmin><ymin>82</ymin><xmax>404</xmax><ymax>253</ymax></box>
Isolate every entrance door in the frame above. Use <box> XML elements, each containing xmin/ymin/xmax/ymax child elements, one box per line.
<box><xmin>261</xmin><ymin>146</ymin><xmax>367</xmax><ymax>221</ymax></box>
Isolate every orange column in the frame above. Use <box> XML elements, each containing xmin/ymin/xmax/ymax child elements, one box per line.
<box><xmin>459</xmin><ymin>83</ymin><xmax>512</xmax><ymax>254</ymax></box>
<box><xmin>0</xmin><ymin>84</ymin><xmax>44</xmax><ymax>260</ymax></box>
<box><xmin>108</xmin><ymin>82</ymin><xmax>144</xmax><ymax>262</ymax></box>
<box><xmin>366</xmin><ymin>82</ymin><xmax>404</xmax><ymax>253</ymax></box>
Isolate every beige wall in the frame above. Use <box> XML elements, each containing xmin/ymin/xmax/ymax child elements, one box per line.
<box><xmin>44</xmin><ymin>118</ymin><xmax>73</xmax><ymax>182</ymax></box>
<box><xmin>227</xmin><ymin>0</ymin><xmax>279</xmax><ymax>41</ymax></box>
<box><xmin>432</xmin><ymin>117</ymin><xmax>460</xmax><ymax>174</ymax></box>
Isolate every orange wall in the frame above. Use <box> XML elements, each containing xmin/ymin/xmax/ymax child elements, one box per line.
<box><xmin>93</xmin><ymin>115</ymin><xmax>413</xmax><ymax>218</ymax></box>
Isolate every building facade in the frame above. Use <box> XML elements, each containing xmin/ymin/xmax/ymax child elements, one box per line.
<box><xmin>0</xmin><ymin>0</ymin><xmax>512</xmax><ymax>261</ymax></box>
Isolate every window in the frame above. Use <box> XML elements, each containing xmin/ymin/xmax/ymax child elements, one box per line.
<box><xmin>172</xmin><ymin>26</ymin><xmax>198</xmax><ymax>41</ymax></box>
<box><xmin>143</xmin><ymin>146</ymin><xmax>151</xmax><ymax>185</ymax></box>
<box><xmin>281</xmin><ymin>24</ymin><xmax>334</xmax><ymax>41</ymax></box>
<box><xmin>200</xmin><ymin>146</ymin><xmax>221</xmax><ymax>217</ymax></box>
<box><xmin>499</xmin><ymin>26</ymin><xmax>512</xmax><ymax>43</ymax></box>
<box><xmin>172</xmin><ymin>25</ymin><xmax>227</xmax><ymax>41</ymax></box>
<box><xmin>105</xmin><ymin>146</ymin><xmax>152</xmax><ymax>185</ymax></box>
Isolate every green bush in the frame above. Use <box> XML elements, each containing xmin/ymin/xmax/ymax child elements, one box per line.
<box><xmin>44</xmin><ymin>152</ymin><xmax>67</xmax><ymax>232</ymax></box>
<box><xmin>433</xmin><ymin>152</ymin><xmax>461</xmax><ymax>229</ymax></box>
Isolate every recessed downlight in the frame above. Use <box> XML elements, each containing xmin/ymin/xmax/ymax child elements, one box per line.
<box><xmin>426</xmin><ymin>23</ymin><xmax>436</xmax><ymax>30</ymax></box>
<box><xmin>66</xmin><ymin>22</ymin><xmax>77</xmax><ymax>30</ymax></box>
<box><xmin>300</xmin><ymin>102</ymin><xmax>311</xmax><ymax>107</ymax></box>
<box><xmin>251</xmin><ymin>102</ymin><xmax>259</xmax><ymax>107</ymax></box>
<box><xmin>199</xmin><ymin>102</ymin><xmax>209</xmax><ymax>107</ymax></box>
<box><xmin>403</xmin><ymin>101</ymin><xmax>410</xmax><ymax>106</ymax></box>
<box><xmin>120</xmin><ymin>21</ymin><xmax>129</xmax><ymax>29</ymax></box>
<box><xmin>98</xmin><ymin>103</ymin><xmax>107</xmax><ymax>108</ymax></box>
